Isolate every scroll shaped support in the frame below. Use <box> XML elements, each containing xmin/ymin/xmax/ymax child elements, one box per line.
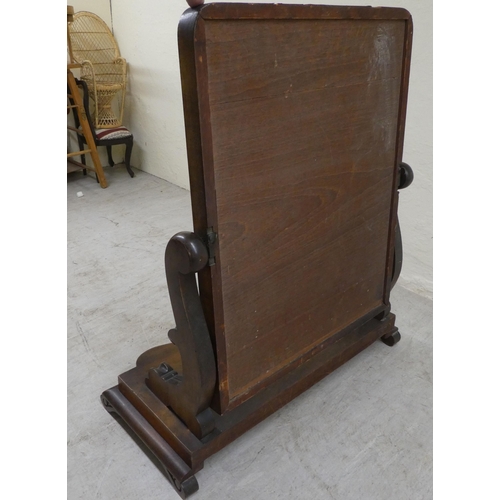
<box><xmin>391</xmin><ymin>219</ymin><xmax>403</xmax><ymax>290</ymax></box>
<box><xmin>379</xmin><ymin>162</ymin><xmax>414</xmax><ymax>346</ymax></box>
<box><xmin>391</xmin><ymin>162</ymin><xmax>414</xmax><ymax>290</ymax></box>
<box><xmin>147</xmin><ymin>232</ymin><xmax>216</xmax><ymax>439</ymax></box>
<box><xmin>398</xmin><ymin>162</ymin><xmax>414</xmax><ymax>190</ymax></box>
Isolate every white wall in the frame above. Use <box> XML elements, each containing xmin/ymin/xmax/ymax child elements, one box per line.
<box><xmin>69</xmin><ymin>0</ymin><xmax>432</xmax><ymax>298</ymax></box>
<box><xmin>109</xmin><ymin>1</ymin><xmax>190</xmax><ymax>190</ymax></box>
<box><xmin>68</xmin><ymin>0</ymin><xmax>111</xmax><ymax>26</ymax></box>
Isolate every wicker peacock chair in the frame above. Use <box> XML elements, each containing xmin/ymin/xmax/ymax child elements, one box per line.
<box><xmin>68</xmin><ymin>12</ymin><xmax>127</xmax><ymax>129</ymax></box>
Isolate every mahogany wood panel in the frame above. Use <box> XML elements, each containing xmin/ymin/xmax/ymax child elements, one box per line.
<box><xmin>179</xmin><ymin>4</ymin><xmax>412</xmax><ymax>413</ymax></box>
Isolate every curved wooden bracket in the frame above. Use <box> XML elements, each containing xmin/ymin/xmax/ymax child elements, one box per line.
<box><xmin>398</xmin><ymin>162</ymin><xmax>413</xmax><ymax>190</ymax></box>
<box><xmin>391</xmin><ymin>217</ymin><xmax>403</xmax><ymax>290</ymax></box>
<box><xmin>147</xmin><ymin>232</ymin><xmax>217</xmax><ymax>439</ymax></box>
<box><xmin>390</xmin><ymin>162</ymin><xmax>413</xmax><ymax>290</ymax></box>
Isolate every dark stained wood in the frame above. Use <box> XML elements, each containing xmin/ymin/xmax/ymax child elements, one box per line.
<box><xmin>119</xmin><ymin>345</ymin><xmax>204</xmax><ymax>469</ymax></box>
<box><xmin>201</xmin><ymin>313</ymin><xmax>398</xmax><ymax>462</ymax></box>
<box><xmin>381</xmin><ymin>329</ymin><xmax>401</xmax><ymax>346</ymax></box>
<box><xmin>382</xmin><ymin>15</ymin><xmax>413</xmax><ymax>303</ymax></box>
<box><xmin>392</xmin><ymin>213</ymin><xmax>403</xmax><ymax>290</ymax></box>
<box><xmin>198</xmin><ymin>3</ymin><xmax>411</xmax><ymax>21</ymax></box>
<box><xmin>111</xmin><ymin>312</ymin><xmax>397</xmax><ymax>474</ymax></box>
<box><xmin>146</xmin><ymin>232</ymin><xmax>216</xmax><ymax>439</ymax></box>
<box><xmin>399</xmin><ymin>162</ymin><xmax>414</xmax><ymax>190</ymax></box>
<box><xmin>178</xmin><ymin>8</ymin><xmax>224</xmax><ymax>413</ymax></box>
<box><xmin>186</xmin><ymin>9</ymin><xmax>409</xmax><ymax>412</ymax></box>
<box><xmin>102</xmin><ymin>4</ymin><xmax>414</xmax><ymax>498</ymax></box>
<box><xmin>101</xmin><ymin>386</ymin><xmax>200</xmax><ymax>498</ymax></box>
<box><xmin>390</xmin><ymin>161</ymin><xmax>414</xmax><ymax>290</ymax></box>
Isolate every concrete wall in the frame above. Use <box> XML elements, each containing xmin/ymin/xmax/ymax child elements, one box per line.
<box><xmin>69</xmin><ymin>0</ymin><xmax>432</xmax><ymax>298</ymax></box>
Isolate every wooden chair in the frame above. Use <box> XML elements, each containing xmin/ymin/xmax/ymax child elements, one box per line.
<box><xmin>69</xmin><ymin>78</ymin><xmax>134</xmax><ymax>178</ymax></box>
<box><xmin>101</xmin><ymin>4</ymin><xmax>414</xmax><ymax>497</ymax></box>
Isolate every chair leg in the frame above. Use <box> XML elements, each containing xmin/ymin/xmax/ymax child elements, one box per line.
<box><xmin>77</xmin><ymin>136</ymin><xmax>87</xmax><ymax>175</ymax></box>
<box><xmin>87</xmin><ymin>139</ymin><xmax>97</xmax><ymax>182</ymax></box>
<box><xmin>125</xmin><ymin>139</ymin><xmax>134</xmax><ymax>178</ymax></box>
<box><xmin>106</xmin><ymin>146</ymin><xmax>114</xmax><ymax>167</ymax></box>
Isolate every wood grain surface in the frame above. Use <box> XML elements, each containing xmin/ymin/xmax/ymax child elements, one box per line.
<box><xmin>180</xmin><ymin>5</ymin><xmax>411</xmax><ymax>412</ymax></box>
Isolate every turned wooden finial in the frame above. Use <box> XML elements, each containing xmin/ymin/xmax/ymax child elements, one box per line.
<box><xmin>186</xmin><ymin>0</ymin><xmax>205</xmax><ymax>7</ymax></box>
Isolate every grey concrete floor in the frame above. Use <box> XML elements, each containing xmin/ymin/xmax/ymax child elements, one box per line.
<box><xmin>68</xmin><ymin>166</ymin><xmax>432</xmax><ymax>500</ymax></box>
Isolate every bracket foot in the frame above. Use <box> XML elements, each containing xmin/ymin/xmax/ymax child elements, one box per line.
<box><xmin>100</xmin><ymin>387</ymin><xmax>200</xmax><ymax>498</ymax></box>
<box><xmin>381</xmin><ymin>329</ymin><xmax>401</xmax><ymax>346</ymax></box>
<box><xmin>164</xmin><ymin>469</ymin><xmax>199</xmax><ymax>499</ymax></box>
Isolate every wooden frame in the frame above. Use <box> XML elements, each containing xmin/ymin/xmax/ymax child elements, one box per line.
<box><xmin>102</xmin><ymin>4</ymin><xmax>414</xmax><ymax>497</ymax></box>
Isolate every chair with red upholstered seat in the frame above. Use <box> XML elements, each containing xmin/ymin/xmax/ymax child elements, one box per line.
<box><xmin>69</xmin><ymin>78</ymin><xmax>134</xmax><ymax>178</ymax></box>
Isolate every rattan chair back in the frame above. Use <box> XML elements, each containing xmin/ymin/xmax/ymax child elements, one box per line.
<box><xmin>68</xmin><ymin>12</ymin><xmax>127</xmax><ymax>128</ymax></box>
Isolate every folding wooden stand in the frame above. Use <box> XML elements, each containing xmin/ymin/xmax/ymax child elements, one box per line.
<box><xmin>101</xmin><ymin>4</ymin><xmax>414</xmax><ymax>497</ymax></box>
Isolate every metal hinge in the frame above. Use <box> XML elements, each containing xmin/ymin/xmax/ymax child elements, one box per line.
<box><xmin>206</xmin><ymin>227</ymin><xmax>217</xmax><ymax>266</ymax></box>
